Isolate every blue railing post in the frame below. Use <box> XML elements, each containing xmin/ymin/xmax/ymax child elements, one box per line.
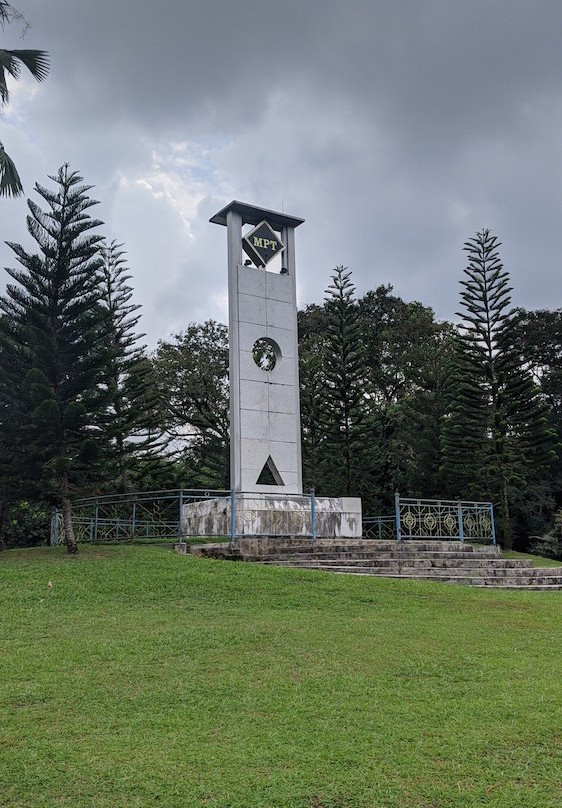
<box><xmin>132</xmin><ymin>495</ymin><xmax>137</xmax><ymax>537</ymax></box>
<box><xmin>395</xmin><ymin>491</ymin><xmax>402</xmax><ymax>541</ymax></box>
<box><xmin>178</xmin><ymin>490</ymin><xmax>184</xmax><ymax>544</ymax></box>
<box><xmin>230</xmin><ymin>489</ymin><xmax>236</xmax><ymax>542</ymax></box>
<box><xmin>457</xmin><ymin>502</ymin><xmax>464</xmax><ymax>543</ymax></box>
<box><xmin>310</xmin><ymin>488</ymin><xmax>316</xmax><ymax>540</ymax></box>
<box><xmin>490</xmin><ymin>503</ymin><xmax>497</xmax><ymax>546</ymax></box>
<box><xmin>93</xmin><ymin>499</ymin><xmax>99</xmax><ymax>543</ymax></box>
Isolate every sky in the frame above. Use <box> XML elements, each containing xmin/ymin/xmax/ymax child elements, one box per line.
<box><xmin>1</xmin><ymin>0</ymin><xmax>561</xmax><ymax>348</ymax></box>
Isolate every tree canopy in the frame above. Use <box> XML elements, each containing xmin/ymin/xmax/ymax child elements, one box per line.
<box><xmin>0</xmin><ymin>173</ymin><xmax>560</xmax><ymax>553</ymax></box>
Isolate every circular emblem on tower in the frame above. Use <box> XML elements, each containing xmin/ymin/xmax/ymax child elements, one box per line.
<box><xmin>242</xmin><ymin>220</ymin><xmax>285</xmax><ymax>268</ymax></box>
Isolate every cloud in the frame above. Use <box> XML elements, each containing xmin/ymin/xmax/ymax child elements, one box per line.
<box><xmin>1</xmin><ymin>0</ymin><xmax>561</xmax><ymax>349</ymax></box>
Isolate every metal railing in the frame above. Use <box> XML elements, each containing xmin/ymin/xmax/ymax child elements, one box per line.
<box><xmin>362</xmin><ymin>515</ymin><xmax>397</xmax><ymax>540</ymax></box>
<box><xmin>362</xmin><ymin>494</ymin><xmax>496</xmax><ymax>544</ymax></box>
<box><xmin>51</xmin><ymin>489</ymin><xmax>229</xmax><ymax>545</ymax></box>
<box><xmin>51</xmin><ymin>488</ymin><xmax>319</xmax><ymax>545</ymax></box>
<box><xmin>51</xmin><ymin>489</ymin><xmax>496</xmax><ymax>546</ymax></box>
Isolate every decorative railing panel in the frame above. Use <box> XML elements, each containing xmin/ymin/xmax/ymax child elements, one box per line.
<box><xmin>396</xmin><ymin>495</ymin><xmax>495</xmax><ymax>543</ymax></box>
<box><xmin>363</xmin><ymin>495</ymin><xmax>496</xmax><ymax>544</ymax></box>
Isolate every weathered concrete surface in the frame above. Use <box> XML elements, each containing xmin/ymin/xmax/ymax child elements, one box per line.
<box><xmin>234</xmin><ymin>264</ymin><xmax>302</xmax><ymax>494</ymax></box>
<box><xmin>252</xmin><ymin>539</ymin><xmax>562</xmax><ymax>590</ymax></box>
<box><xmin>181</xmin><ymin>495</ymin><xmax>362</xmax><ymax>540</ymax></box>
<box><xmin>176</xmin><ymin>538</ymin><xmax>562</xmax><ymax>589</ymax></box>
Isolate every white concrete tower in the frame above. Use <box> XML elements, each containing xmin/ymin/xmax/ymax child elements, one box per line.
<box><xmin>210</xmin><ymin>201</ymin><xmax>304</xmax><ymax>495</ymax></box>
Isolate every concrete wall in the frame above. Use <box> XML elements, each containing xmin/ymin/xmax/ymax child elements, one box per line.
<box><xmin>182</xmin><ymin>495</ymin><xmax>362</xmax><ymax>539</ymax></box>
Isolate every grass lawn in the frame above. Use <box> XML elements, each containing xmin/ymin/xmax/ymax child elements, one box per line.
<box><xmin>0</xmin><ymin>546</ymin><xmax>560</xmax><ymax>808</ymax></box>
<box><xmin>504</xmin><ymin>550</ymin><xmax>562</xmax><ymax>568</ymax></box>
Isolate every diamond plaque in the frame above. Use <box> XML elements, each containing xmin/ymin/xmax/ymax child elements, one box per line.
<box><xmin>242</xmin><ymin>220</ymin><xmax>285</xmax><ymax>268</ymax></box>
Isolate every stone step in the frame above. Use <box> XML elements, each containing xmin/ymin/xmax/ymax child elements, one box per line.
<box><xmin>469</xmin><ymin>583</ymin><xmax>562</xmax><ymax>591</ymax></box>
<box><xmin>260</xmin><ymin>561</ymin><xmax>562</xmax><ymax>587</ymax></box>
<box><xmin>265</xmin><ymin>562</ymin><xmax>559</xmax><ymax>576</ymax></box>
<box><xmin>253</xmin><ymin>542</ymin><xmax>497</xmax><ymax>552</ymax></box>
<box><xmin>329</xmin><ymin>571</ymin><xmax>562</xmax><ymax>587</ymax></box>
<box><xmin>317</xmin><ymin>540</ymin><xmax>499</xmax><ymax>552</ymax></box>
<box><xmin>269</xmin><ymin>561</ymin><xmax>562</xmax><ymax>576</ymax></box>
<box><xmin>446</xmin><ymin>577</ymin><xmax>562</xmax><ymax>588</ymax></box>
<box><xmin>228</xmin><ymin>537</ymin><xmax>560</xmax><ymax>590</ymax></box>
<box><xmin>253</xmin><ymin>553</ymin><xmax>508</xmax><ymax>566</ymax></box>
<box><xmin>256</xmin><ymin>541</ymin><xmax>498</xmax><ymax>556</ymax></box>
<box><xmin>260</xmin><ymin>557</ymin><xmax>533</xmax><ymax>569</ymax></box>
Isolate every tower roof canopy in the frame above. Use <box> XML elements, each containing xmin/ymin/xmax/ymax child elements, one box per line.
<box><xmin>210</xmin><ymin>200</ymin><xmax>304</xmax><ymax>230</ymax></box>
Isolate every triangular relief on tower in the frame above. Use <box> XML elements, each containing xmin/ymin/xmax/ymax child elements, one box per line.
<box><xmin>256</xmin><ymin>455</ymin><xmax>285</xmax><ymax>486</ymax></box>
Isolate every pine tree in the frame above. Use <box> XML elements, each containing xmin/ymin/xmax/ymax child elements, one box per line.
<box><xmin>298</xmin><ymin>305</ymin><xmax>330</xmax><ymax>492</ymax></box>
<box><xmin>321</xmin><ymin>266</ymin><xmax>368</xmax><ymax>496</ymax></box>
<box><xmin>0</xmin><ymin>337</ymin><xmax>20</xmax><ymax>547</ymax></box>
<box><xmin>442</xmin><ymin>229</ymin><xmax>557</xmax><ymax>549</ymax></box>
<box><xmin>0</xmin><ymin>165</ymin><xmax>108</xmax><ymax>553</ymax></box>
<box><xmin>97</xmin><ymin>240</ymin><xmax>164</xmax><ymax>492</ymax></box>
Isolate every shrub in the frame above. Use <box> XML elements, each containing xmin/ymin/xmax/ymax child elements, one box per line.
<box><xmin>2</xmin><ymin>500</ymin><xmax>50</xmax><ymax>548</ymax></box>
<box><xmin>530</xmin><ymin>510</ymin><xmax>562</xmax><ymax>560</ymax></box>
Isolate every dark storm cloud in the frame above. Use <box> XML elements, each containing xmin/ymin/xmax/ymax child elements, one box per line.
<box><xmin>2</xmin><ymin>1</ymin><xmax>561</xmax><ymax>345</ymax></box>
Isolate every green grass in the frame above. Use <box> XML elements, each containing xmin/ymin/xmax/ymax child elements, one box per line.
<box><xmin>1</xmin><ymin>546</ymin><xmax>560</xmax><ymax>808</ymax></box>
<box><xmin>504</xmin><ymin>550</ymin><xmax>562</xmax><ymax>568</ymax></box>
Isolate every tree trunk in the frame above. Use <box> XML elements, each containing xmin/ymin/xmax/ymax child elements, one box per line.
<box><xmin>58</xmin><ymin>469</ymin><xmax>78</xmax><ymax>554</ymax></box>
<box><xmin>61</xmin><ymin>496</ymin><xmax>78</xmax><ymax>554</ymax></box>
<box><xmin>500</xmin><ymin>475</ymin><xmax>511</xmax><ymax>551</ymax></box>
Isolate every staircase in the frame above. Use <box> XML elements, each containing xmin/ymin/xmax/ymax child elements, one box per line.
<box><xmin>241</xmin><ymin>539</ymin><xmax>562</xmax><ymax>590</ymax></box>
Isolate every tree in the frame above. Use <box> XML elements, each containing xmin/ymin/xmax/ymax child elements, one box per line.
<box><xmin>395</xmin><ymin>321</ymin><xmax>457</xmax><ymax>499</ymax></box>
<box><xmin>0</xmin><ymin>334</ymin><xmax>24</xmax><ymax>547</ymax></box>
<box><xmin>512</xmin><ymin>308</ymin><xmax>562</xmax><ymax>537</ymax></box>
<box><xmin>0</xmin><ymin>165</ymin><xmax>108</xmax><ymax>552</ymax></box>
<box><xmin>321</xmin><ymin>266</ymin><xmax>368</xmax><ymax>496</ymax></box>
<box><xmin>97</xmin><ymin>240</ymin><xmax>164</xmax><ymax>492</ymax></box>
<box><xmin>298</xmin><ymin>304</ymin><xmax>330</xmax><ymax>491</ymax></box>
<box><xmin>298</xmin><ymin>280</ymin><xmax>454</xmax><ymax>513</ymax></box>
<box><xmin>357</xmin><ymin>285</ymin><xmax>447</xmax><ymax>508</ymax></box>
<box><xmin>0</xmin><ymin>2</ymin><xmax>49</xmax><ymax>197</ymax></box>
<box><xmin>152</xmin><ymin>321</ymin><xmax>230</xmax><ymax>489</ymax></box>
<box><xmin>516</xmin><ymin>308</ymin><xmax>562</xmax><ymax>432</ymax></box>
<box><xmin>441</xmin><ymin>229</ymin><xmax>557</xmax><ymax>550</ymax></box>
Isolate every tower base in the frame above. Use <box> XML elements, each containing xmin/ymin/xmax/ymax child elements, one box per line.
<box><xmin>181</xmin><ymin>494</ymin><xmax>362</xmax><ymax>540</ymax></box>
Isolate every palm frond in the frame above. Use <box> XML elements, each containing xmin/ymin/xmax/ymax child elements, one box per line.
<box><xmin>10</xmin><ymin>49</ymin><xmax>49</xmax><ymax>81</ymax></box>
<box><xmin>0</xmin><ymin>2</ymin><xmax>25</xmax><ymax>29</ymax></box>
<box><xmin>0</xmin><ymin>140</ymin><xmax>23</xmax><ymax>197</ymax></box>
<box><xmin>0</xmin><ymin>48</ymin><xmax>49</xmax><ymax>104</ymax></box>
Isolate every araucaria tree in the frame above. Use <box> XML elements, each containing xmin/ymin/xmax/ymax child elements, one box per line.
<box><xmin>442</xmin><ymin>229</ymin><xmax>556</xmax><ymax>549</ymax></box>
<box><xmin>0</xmin><ymin>165</ymin><xmax>108</xmax><ymax>553</ymax></box>
<box><xmin>321</xmin><ymin>266</ymin><xmax>368</xmax><ymax>496</ymax></box>
<box><xmin>97</xmin><ymin>240</ymin><xmax>164</xmax><ymax>491</ymax></box>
